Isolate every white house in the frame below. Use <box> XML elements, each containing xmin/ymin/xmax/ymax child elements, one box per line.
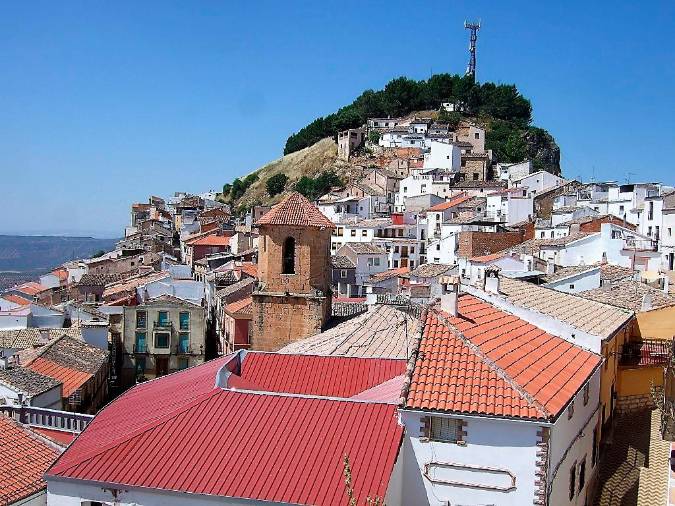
<box><xmin>399</xmin><ymin>287</ymin><xmax>602</xmax><ymax>506</ymax></box>
<box><xmin>336</xmin><ymin>243</ymin><xmax>388</xmax><ymax>296</ymax></box>
<box><xmin>511</xmin><ymin>170</ymin><xmax>566</xmax><ymax>194</ymax></box>
<box><xmin>486</xmin><ymin>188</ymin><xmax>534</xmax><ymax>225</ymax></box>
<box><xmin>498</xmin><ymin>160</ymin><xmax>532</xmax><ymax>182</ymax></box>
<box><xmin>423</xmin><ymin>141</ymin><xmax>461</xmax><ymax>171</ymax></box>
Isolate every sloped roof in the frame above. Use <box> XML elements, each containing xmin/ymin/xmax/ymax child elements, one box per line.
<box><xmin>409</xmin><ymin>263</ymin><xmax>455</xmax><ymax>278</ymax></box>
<box><xmin>427</xmin><ymin>194</ymin><xmax>472</xmax><ymax>212</ymax></box>
<box><xmin>47</xmin><ymin>355</ymin><xmax>403</xmax><ymax>505</ymax></box>
<box><xmin>256</xmin><ymin>192</ymin><xmax>335</xmax><ymax>229</ymax></box>
<box><xmin>15</xmin><ymin>282</ymin><xmax>48</xmax><ymax>295</ymax></box>
<box><xmin>27</xmin><ymin>358</ymin><xmax>92</xmax><ymax>398</ymax></box>
<box><xmin>225</xmin><ymin>296</ymin><xmax>252</xmax><ymax>316</ymax></box>
<box><xmin>2</xmin><ymin>294</ymin><xmax>32</xmax><ymax>306</ymax></box>
<box><xmin>279</xmin><ymin>304</ymin><xmax>420</xmax><ymax>359</ymax></box>
<box><xmin>228</xmin><ymin>352</ymin><xmax>406</xmax><ymax>398</ymax></box>
<box><xmin>330</xmin><ymin>255</ymin><xmax>355</xmax><ymax>269</ymax></box>
<box><xmin>405</xmin><ymin>296</ymin><xmax>601</xmax><ymax>420</ymax></box>
<box><xmin>187</xmin><ymin>234</ymin><xmax>231</xmax><ymax>247</ymax></box>
<box><xmin>368</xmin><ymin>266</ymin><xmax>410</xmax><ymax>283</ymax></box>
<box><xmin>0</xmin><ymin>366</ymin><xmax>61</xmax><ymax>396</ymax></box>
<box><xmin>580</xmin><ymin>279</ymin><xmax>675</xmax><ymax>312</ymax></box>
<box><xmin>344</xmin><ymin>242</ymin><xmax>387</xmax><ymax>255</ymax></box>
<box><xmin>498</xmin><ymin>278</ymin><xmax>633</xmax><ymax>338</ymax></box>
<box><xmin>0</xmin><ymin>416</ymin><xmax>61</xmax><ymax>504</ymax></box>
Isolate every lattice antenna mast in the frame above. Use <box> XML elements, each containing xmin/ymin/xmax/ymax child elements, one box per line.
<box><xmin>464</xmin><ymin>20</ymin><xmax>481</xmax><ymax>79</ymax></box>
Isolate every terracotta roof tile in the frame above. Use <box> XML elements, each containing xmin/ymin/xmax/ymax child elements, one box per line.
<box><xmin>427</xmin><ymin>193</ymin><xmax>471</xmax><ymax>212</ymax></box>
<box><xmin>188</xmin><ymin>234</ymin><xmax>231</xmax><ymax>247</ymax></box>
<box><xmin>256</xmin><ymin>192</ymin><xmax>335</xmax><ymax>228</ymax></box>
<box><xmin>405</xmin><ymin>295</ymin><xmax>601</xmax><ymax>420</ymax></box>
<box><xmin>368</xmin><ymin>266</ymin><xmax>410</xmax><ymax>283</ymax></box>
<box><xmin>225</xmin><ymin>296</ymin><xmax>252</xmax><ymax>316</ymax></box>
<box><xmin>2</xmin><ymin>294</ymin><xmax>32</xmax><ymax>306</ymax></box>
<box><xmin>26</xmin><ymin>358</ymin><xmax>92</xmax><ymax>397</ymax></box>
<box><xmin>0</xmin><ymin>416</ymin><xmax>61</xmax><ymax>504</ymax></box>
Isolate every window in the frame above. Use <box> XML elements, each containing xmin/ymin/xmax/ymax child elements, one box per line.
<box><xmin>541</xmin><ymin>231</ymin><xmax>545</xmax><ymax>238</ymax></box>
<box><xmin>410</xmin><ymin>247</ymin><xmax>415</xmax><ymax>254</ymax></box>
<box><xmin>403</xmin><ymin>186</ymin><xmax>407</xmax><ymax>193</ymax></box>
<box><xmin>136</xmin><ymin>311</ymin><xmax>147</xmax><ymax>329</ymax></box>
<box><xmin>362</xmin><ymin>230</ymin><xmax>367</xmax><ymax>237</ymax></box>
<box><xmin>282</xmin><ymin>237</ymin><xmax>295</xmax><ymax>274</ymax></box>
<box><xmin>430</xmin><ymin>416</ymin><xmax>461</xmax><ymax>442</ymax></box>
<box><xmin>669</xmin><ymin>228</ymin><xmax>672</xmax><ymax>237</ymax></box>
<box><xmin>474</xmin><ymin>132</ymin><xmax>480</xmax><ymax>139</ymax></box>
<box><xmin>569</xmin><ymin>462</ymin><xmax>576</xmax><ymax>501</ymax></box>
<box><xmin>569</xmin><ymin>284</ymin><xmax>575</xmax><ymax>290</ymax></box>
<box><xmin>619</xmin><ymin>205</ymin><xmax>624</xmax><ymax>212</ymax></box>
<box><xmin>177</xmin><ymin>357</ymin><xmax>189</xmax><ymax>370</ymax></box>
<box><xmin>179</xmin><ymin>312</ymin><xmax>190</xmax><ymax>331</ymax></box>
<box><xmin>157</xmin><ymin>311</ymin><xmax>169</xmax><ymax>327</ymax></box>
<box><xmin>473</xmin><ymin>173</ymin><xmax>479</xmax><ymax>181</ymax></box>
<box><xmin>583</xmin><ymin>383</ymin><xmax>590</xmax><ymax>406</ymax></box>
<box><xmin>351</xmin><ymin>229</ymin><xmax>356</xmax><ymax>237</ymax></box>
<box><xmin>648</xmin><ymin>226</ymin><xmax>653</xmax><ymax>236</ymax></box>
<box><xmin>567</xmin><ymin>400</ymin><xmax>574</xmax><ymax>420</ymax></box>
<box><xmin>337</xmin><ymin>228</ymin><xmax>344</xmax><ymax>236</ymax></box>
<box><xmin>178</xmin><ymin>333</ymin><xmax>190</xmax><ymax>353</ymax></box>
<box><xmin>578</xmin><ymin>456</ymin><xmax>586</xmax><ymax>494</ymax></box>
<box><xmin>394</xmin><ymin>246</ymin><xmax>400</xmax><ymax>253</ymax></box>
<box><xmin>436</xmin><ymin>244</ymin><xmax>440</xmax><ymax>251</ymax></box>
<box><xmin>393</xmin><ymin>260</ymin><xmax>399</xmax><ymax>268</ymax></box>
<box><xmin>134</xmin><ymin>332</ymin><xmax>146</xmax><ymax>353</ymax></box>
<box><xmin>340</xmin><ymin>269</ymin><xmax>348</xmax><ymax>278</ymax></box>
<box><xmin>155</xmin><ymin>332</ymin><xmax>170</xmax><ymax>349</ymax></box>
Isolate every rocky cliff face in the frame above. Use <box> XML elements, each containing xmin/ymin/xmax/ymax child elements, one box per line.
<box><xmin>524</xmin><ymin>127</ymin><xmax>561</xmax><ymax>176</ymax></box>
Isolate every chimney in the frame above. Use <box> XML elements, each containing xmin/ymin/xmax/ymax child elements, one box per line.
<box><xmin>0</xmin><ymin>356</ymin><xmax>7</xmax><ymax>370</ymax></box>
<box><xmin>483</xmin><ymin>266</ymin><xmax>501</xmax><ymax>294</ymax></box>
<box><xmin>641</xmin><ymin>293</ymin><xmax>653</xmax><ymax>312</ymax></box>
<box><xmin>546</xmin><ymin>261</ymin><xmax>555</xmax><ymax>275</ymax></box>
<box><xmin>440</xmin><ymin>275</ymin><xmax>460</xmax><ymax>317</ymax></box>
<box><xmin>664</xmin><ymin>276</ymin><xmax>670</xmax><ymax>294</ymax></box>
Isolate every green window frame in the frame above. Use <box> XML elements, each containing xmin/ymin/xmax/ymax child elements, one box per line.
<box><xmin>157</xmin><ymin>311</ymin><xmax>169</xmax><ymax>326</ymax></box>
<box><xmin>178</xmin><ymin>333</ymin><xmax>190</xmax><ymax>353</ymax></box>
<box><xmin>135</xmin><ymin>332</ymin><xmax>147</xmax><ymax>352</ymax></box>
<box><xmin>155</xmin><ymin>332</ymin><xmax>170</xmax><ymax>349</ymax></box>
<box><xmin>179</xmin><ymin>312</ymin><xmax>190</xmax><ymax>331</ymax></box>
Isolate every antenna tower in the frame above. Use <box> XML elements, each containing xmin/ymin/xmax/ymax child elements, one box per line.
<box><xmin>464</xmin><ymin>20</ymin><xmax>481</xmax><ymax>79</ymax></box>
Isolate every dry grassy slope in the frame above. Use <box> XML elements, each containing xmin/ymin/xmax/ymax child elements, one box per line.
<box><xmin>231</xmin><ymin>137</ymin><xmax>362</xmax><ymax>208</ymax></box>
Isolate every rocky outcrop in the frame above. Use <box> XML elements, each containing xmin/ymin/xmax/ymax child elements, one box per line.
<box><xmin>524</xmin><ymin>127</ymin><xmax>561</xmax><ymax>176</ymax></box>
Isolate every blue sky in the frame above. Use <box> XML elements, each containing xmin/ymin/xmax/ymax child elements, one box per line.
<box><xmin>1</xmin><ymin>1</ymin><xmax>674</xmax><ymax>237</ymax></box>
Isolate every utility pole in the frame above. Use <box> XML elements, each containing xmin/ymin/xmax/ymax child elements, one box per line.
<box><xmin>464</xmin><ymin>20</ymin><xmax>481</xmax><ymax>79</ymax></box>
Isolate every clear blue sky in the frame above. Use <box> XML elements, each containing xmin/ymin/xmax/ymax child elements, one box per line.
<box><xmin>1</xmin><ymin>1</ymin><xmax>674</xmax><ymax>237</ymax></box>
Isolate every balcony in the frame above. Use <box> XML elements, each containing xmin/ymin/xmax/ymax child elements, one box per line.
<box><xmin>133</xmin><ymin>343</ymin><xmax>148</xmax><ymax>354</ymax></box>
<box><xmin>623</xmin><ymin>238</ymin><xmax>658</xmax><ymax>252</ymax></box>
<box><xmin>154</xmin><ymin>320</ymin><xmax>173</xmax><ymax>329</ymax></box>
<box><xmin>620</xmin><ymin>339</ymin><xmax>671</xmax><ymax>367</ymax></box>
<box><xmin>0</xmin><ymin>405</ymin><xmax>93</xmax><ymax>433</ymax></box>
<box><xmin>175</xmin><ymin>342</ymin><xmax>193</xmax><ymax>355</ymax></box>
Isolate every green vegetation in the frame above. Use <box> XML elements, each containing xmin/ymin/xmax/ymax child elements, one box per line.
<box><xmin>229</xmin><ymin>172</ymin><xmax>259</xmax><ymax>200</ymax></box>
<box><xmin>284</xmin><ymin>74</ymin><xmax>532</xmax><ymax>154</ymax></box>
<box><xmin>91</xmin><ymin>250</ymin><xmax>107</xmax><ymax>258</ymax></box>
<box><xmin>283</xmin><ymin>73</ymin><xmax>560</xmax><ymax>172</ymax></box>
<box><xmin>367</xmin><ymin>129</ymin><xmax>381</xmax><ymax>144</ymax></box>
<box><xmin>266</xmin><ymin>173</ymin><xmax>288</xmax><ymax>197</ymax></box>
<box><xmin>294</xmin><ymin>170</ymin><xmax>343</xmax><ymax>201</ymax></box>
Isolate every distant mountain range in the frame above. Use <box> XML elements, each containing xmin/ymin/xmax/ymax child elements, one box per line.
<box><xmin>0</xmin><ymin>235</ymin><xmax>118</xmax><ymax>274</ymax></box>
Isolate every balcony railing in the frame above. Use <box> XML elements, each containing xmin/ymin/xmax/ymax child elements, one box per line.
<box><xmin>620</xmin><ymin>339</ymin><xmax>671</xmax><ymax>367</ymax></box>
<box><xmin>624</xmin><ymin>238</ymin><xmax>658</xmax><ymax>252</ymax></box>
<box><xmin>154</xmin><ymin>320</ymin><xmax>173</xmax><ymax>329</ymax></box>
<box><xmin>0</xmin><ymin>405</ymin><xmax>94</xmax><ymax>433</ymax></box>
<box><xmin>176</xmin><ymin>343</ymin><xmax>193</xmax><ymax>355</ymax></box>
<box><xmin>133</xmin><ymin>343</ymin><xmax>148</xmax><ymax>354</ymax></box>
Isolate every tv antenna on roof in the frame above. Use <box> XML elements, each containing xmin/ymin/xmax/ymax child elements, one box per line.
<box><xmin>464</xmin><ymin>20</ymin><xmax>481</xmax><ymax>79</ymax></box>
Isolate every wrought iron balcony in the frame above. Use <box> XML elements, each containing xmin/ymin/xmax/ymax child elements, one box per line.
<box><xmin>153</xmin><ymin>320</ymin><xmax>173</xmax><ymax>329</ymax></box>
<box><xmin>176</xmin><ymin>343</ymin><xmax>192</xmax><ymax>355</ymax></box>
<box><xmin>620</xmin><ymin>339</ymin><xmax>671</xmax><ymax>367</ymax></box>
<box><xmin>133</xmin><ymin>343</ymin><xmax>148</xmax><ymax>354</ymax></box>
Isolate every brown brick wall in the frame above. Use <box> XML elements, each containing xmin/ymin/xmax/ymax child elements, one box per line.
<box><xmin>457</xmin><ymin>230</ymin><xmax>525</xmax><ymax>258</ymax></box>
<box><xmin>534</xmin><ymin>427</ymin><xmax>550</xmax><ymax>505</ymax></box>
<box><xmin>257</xmin><ymin>225</ymin><xmax>332</xmax><ymax>294</ymax></box>
<box><xmin>250</xmin><ymin>293</ymin><xmax>329</xmax><ymax>351</ymax></box>
<box><xmin>460</xmin><ymin>158</ymin><xmax>488</xmax><ymax>181</ymax></box>
<box><xmin>580</xmin><ymin>216</ymin><xmax>637</xmax><ymax>233</ymax></box>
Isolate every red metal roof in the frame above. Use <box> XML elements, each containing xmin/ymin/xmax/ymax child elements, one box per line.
<box><xmin>230</xmin><ymin>353</ymin><xmax>406</xmax><ymax>398</ymax></box>
<box><xmin>0</xmin><ymin>416</ymin><xmax>60</xmax><ymax>504</ymax></box>
<box><xmin>256</xmin><ymin>192</ymin><xmax>335</xmax><ymax>228</ymax></box>
<box><xmin>47</xmin><ymin>356</ymin><xmax>404</xmax><ymax>505</ymax></box>
<box><xmin>26</xmin><ymin>358</ymin><xmax>92</xmax><ymax>398</ymax></box>
<box><xmin>406</xmin><ymin>295</ymin><xmax>601</xmax><ymax>420</ymax></box>
<box><xmin>427</xmin><ymin>193</ymin><xmax>471</xmax><ymax>212</ymax></box>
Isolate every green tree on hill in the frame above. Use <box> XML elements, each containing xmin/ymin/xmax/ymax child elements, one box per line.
<box><xmin>266</xmin><ymin>173</ymin><xmax>288</xmax><ymax>197</ymax></box>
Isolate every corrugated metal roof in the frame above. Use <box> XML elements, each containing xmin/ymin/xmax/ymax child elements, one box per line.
<box><xmin>232</xmin><ymin>352</ymin><xmax>406</xmax><ymax>398</ymax></box>
<box><xmin>47</xmin><ymin>356</ymin><xmax>403</xmax><ymax>505</ymax></box>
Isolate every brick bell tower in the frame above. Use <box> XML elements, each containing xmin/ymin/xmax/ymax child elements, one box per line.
<box><xmin>251</xmin><ymin>192</ymin><xmax>334</xmax><ymax>351</ymax></box>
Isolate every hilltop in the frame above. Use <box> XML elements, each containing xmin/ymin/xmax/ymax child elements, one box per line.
<box><xmin>220</xmin><ymin>73</ymin><xmax>561</xmax><ymax>211</ymax></box>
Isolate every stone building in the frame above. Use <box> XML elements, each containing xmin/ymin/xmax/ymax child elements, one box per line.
<box><xmin>251</xmin><ymin>192</ymin><xmax>335</xmax><ymax>351</ymax></box>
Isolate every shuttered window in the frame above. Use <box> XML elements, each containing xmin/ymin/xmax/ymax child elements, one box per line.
<box><xmin>430</xmin><ymin>417</ymin><xmax>460</xmax><ymax>442</ymax></box>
